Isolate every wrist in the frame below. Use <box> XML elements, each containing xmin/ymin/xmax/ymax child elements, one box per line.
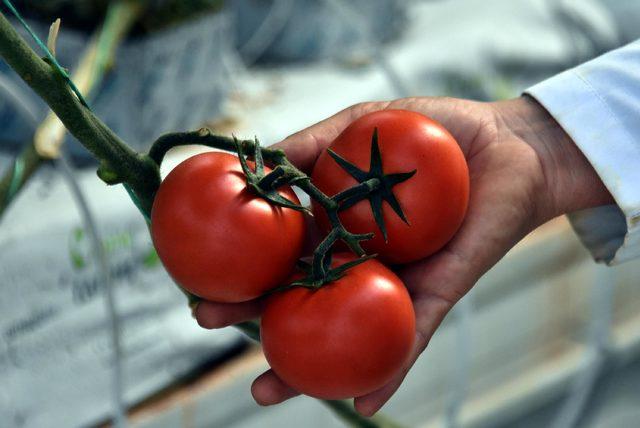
<box><xmin>493</xmin><ymin>96</ymin><xmax>613</xmax><ymax>221</ymax></box>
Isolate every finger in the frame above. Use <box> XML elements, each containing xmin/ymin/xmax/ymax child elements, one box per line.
<box><xmin>354</xmin><ymin>297</ymin><xmax>449</xmax><ymax>416</ymax></box>
<box><xmin>273</xmin><ymin>101</ymin><xmax>390</xmax><ymax>173</ymax></box>
<box><xmin>194</xmin><ymin>299</ymin><xmax>264</xmax><ymax>329</ymax></box>
<box><xmin>384</xmin><ymin>97</ymin><xmax>485</xmax><ymax>157</ymax></box>
<box><xmin>401</xmin><ymin>167</ymin><xmax>536</xmax><ymax>307</ymax></box>
<box><xmin>353</xmin><ymin>207</ymin><xmax>514</xmax><ymax>414</ymax></box>
<box><xmin>358</xmin><ymin>165</ymin><xmax>538</xmax><ymax>413</ymax></box>
<box><xmin>251</xmin><ymin>369</ymin><xmax>300</xmax><ymax>406</ymax></box>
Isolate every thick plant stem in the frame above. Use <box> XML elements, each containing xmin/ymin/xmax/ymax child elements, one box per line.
<box><xmin>0</xmin><ymin>1</ymin><xmax>144</xmax><ymax>218</ymax></box>
<box><xmin>323</xmin><ymin>400</ymin><xmax>405</xmax><ymax>428</ymax></box>
<box><xmin>0</xmin><ymin>8</ymin><xmax>403</xmax><ymax>427</ymax></box>
<box><xmin>0</xmin><ymin>10</ymin><xmax>160</xmax><ymax>214</ymax></box>
<box><xmin>34</xmin><ymin>0</ymin><xmax>144</xmax><ymax>159</ymax></box>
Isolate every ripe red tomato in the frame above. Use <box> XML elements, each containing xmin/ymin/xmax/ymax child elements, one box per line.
<box><xmin>151</xmin><ymin>152</ymin><xmax>305</xmax><ymax>303</ymax></box>
<box><xmin>311</xmin><ymin>109</ymin><xmax>469</xmax><ymax>264</ymax></box>
<box><xmin>260</xmin><ymin>254</ymin><xmax>416</xmax><ymax>399</ymax></box>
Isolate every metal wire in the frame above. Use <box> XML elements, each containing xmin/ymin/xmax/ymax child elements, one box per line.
<box><xmin>323</xmin><ymin>0</ymin><xmax>412</xmax><ymax>97</ymax></box>
<box><xmin>0</xmin><ymin>74</ymin><xmax>128</xmax><ymax>427</ymax></box>
<box><xmin>56</xmin><ymin>153</ymin><xmax>127</xmax><ymax>428</ymax></box>
<box><xmin>236</xmin><ymin>0</ymin><xmax>295</xmax><ymax>66</ymax></box>
<box><xmin>0</xmin><ymin>74</ymin><xmax>38</xmax><ymax>210</ymax></box>
<box><xmin>215</xmin><ymin>0</ymin><xmax>295</xmax><ymax>115</ymax></box>
<box><xmin>0</xmin><ymin>73</ymin><xmax>39</xmax><ymax>122</ymax></box>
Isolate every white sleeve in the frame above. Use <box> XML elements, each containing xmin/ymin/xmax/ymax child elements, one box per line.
<box><xmin>525</xmin><ymin>40</ymin><xmax>640</xmax><ymax>265</ymax></box>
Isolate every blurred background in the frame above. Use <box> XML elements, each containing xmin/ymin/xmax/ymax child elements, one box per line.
<box><xmin>1</xmin><ymin>0</ymin><xmax>640</xmax><ymax>427</ymax></box>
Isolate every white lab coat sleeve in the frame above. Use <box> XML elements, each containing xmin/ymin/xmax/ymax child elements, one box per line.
<box><xmin>525</xmin><ymin>40</ymin><xmax>640</xmax><ymax>265</ymax></box>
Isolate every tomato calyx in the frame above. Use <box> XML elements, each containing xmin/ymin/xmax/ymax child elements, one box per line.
<box><xmin>275</xmin><ymin>253</ymin><xmax>378</xmax><ymax>291</ymax></box>
<box><xmin>234</xmin><ymin>137</ymin><xmax>309</xmax><ymax>213</ymax></box>
<box><xmin>327</xmin><ymin>128</ymin><xmax>416</xmax><ymax>241</ymax></box>
<box><xmin>148</xmin><ymin>129</ymin><xmax>382</xmax><ymax>291</ymax></box>
<box><xmin>149</xmin><ymin>128</ymin><xmax>419</xmax><ymax>298</ymax></box>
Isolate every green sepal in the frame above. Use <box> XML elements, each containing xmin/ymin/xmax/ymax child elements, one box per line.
<box><xmin>234</xmin><ymin>136</ymin><xmax>310</xmax><ymax>213</ymax></box>
<box><xmin>329</xmin><ymin>127</ymin><xmax>416</xmax><ymax>242</ymax></box>
<box><xmin>277</xmin><ymin>254</ymin><xmax>378</xmax><ymax>292</ymax></box>
<box><xmin>327</xmin><ymin>149</ymin><xmax>368</xmax><ymax>182</ymax></box>
<box><xmin>253</xmin><ymin>136</ymin><xmax>265</xmax><ymax>175</ymax></box>
<box><xmin>369</xmin><ymin>191</ymin><xmax>388</xmax><ymax>241</ymax></box>
<box><xmin>233</xmin><ymin>136</ymin><xmax>254</xmax><ymax>178</ymax></box>
<box><xmin>343</xmin><ymin>231</ymin><xmax>375</xmax><ymax>256</ymax></box>
<box><xmin>326</xmin><ymin>253</ymin><xmax>377</xmax><ymax>279</ymax></box>
<box><xmin>369</xmin><ymin>128</ymin><xmax>383</xmax><ymax>172</ymax></box>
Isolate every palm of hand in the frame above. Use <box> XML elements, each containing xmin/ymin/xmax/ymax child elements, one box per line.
<box><xmin>196</xmin><ymin>97</ymin><xmax>554</xmax><ymax>415</ymax></box>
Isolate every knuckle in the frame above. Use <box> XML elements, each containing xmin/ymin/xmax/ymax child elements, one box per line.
<box><xmin>349</xmin><ymin>100</ymin><xmax>390</xmax><ymax>119</ymax></box>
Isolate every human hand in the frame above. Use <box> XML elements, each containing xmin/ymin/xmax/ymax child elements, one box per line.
<box><xmin>195</xmin><ymin>96</ymin><xmax>612</xmax><ymax>415</ymax></box>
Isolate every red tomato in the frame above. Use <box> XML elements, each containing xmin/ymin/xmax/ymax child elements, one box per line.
<box><xmin>260</xmin><ymin>254</ymin><xmax>416</xmax><ymax>399</ymax></box>
<box><xmin>151</xmin><ymin>152</ymin><xmax>305</xmax><ymax>303</ymax></box>
<box><xmin>311</xmin><ymin>109</ymin><xmax>469</xmax><ymax>264</ymax></box>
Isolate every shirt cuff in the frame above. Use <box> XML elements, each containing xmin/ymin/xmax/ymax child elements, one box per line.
<box><xmin>526</xmin><ymin>68</ymin><xmax>640</xmax><ymax>265</ymax></box>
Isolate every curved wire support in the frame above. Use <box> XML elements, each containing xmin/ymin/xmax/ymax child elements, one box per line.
<box><xmin>0</xmin><ymin>75</ymin><xmax>127</xmax><ymax>426</ymax></box>
<box><xmin>0</xmin><ymin>73</ymin><xmax>39</xmax><ymax>124</ymax></box>
<box><xmin>56</xmin><ymin>152</ymin><xmax>128</xmax><ymax>428</ymax></box>
<box><xmin>323</xmin><ymin>0</ymin><xmax>412</xmax><ymax>98</ymax></box>
<box><xmin>236</xmin><ymin>0</ymin><xmax>295</xmax><ymax>66</ymax></box>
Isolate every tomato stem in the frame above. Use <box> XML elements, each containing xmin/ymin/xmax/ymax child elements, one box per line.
<box><xmin>234</xmin><ymin>136</ymin><xmax>310</xmax><ymax>212</ymax></box>
<box><xmin>333</xmin><ymin>178</ymin><xmax>381</xmax><ymax>204</ymax></box>
<box><xmin>327</xmin><ymin>129</ymin><xmax>416</xmax><ymax>242</ymax></box>
<box><xmin>147</xmin><ymin>129</ymin><xmax>384</xmax><ymax>288</ymax></box>
<box><xmin>0</xmin><ymin>1</ymin><xmax>146</xmax><ymax>218</ymax></box>
<box><xmin>257</xmin><ymin>166</ymin><xmax>287</xmax><ymax>190</ymax></box>
<box><xmin>0</xmin><ymin>6</ymin><xmax>405</xmax><ymax>428</ymax></box>
<box><xmin>323</xmin><ymin>400</ymin><xmax>406</xmax><ymax>428</ymax></box>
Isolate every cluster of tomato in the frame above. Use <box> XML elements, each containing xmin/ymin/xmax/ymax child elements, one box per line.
<box><xmin>151</xmin><ymin>110</ymin><xmax>469</xmax><ymax>400</ymax></box>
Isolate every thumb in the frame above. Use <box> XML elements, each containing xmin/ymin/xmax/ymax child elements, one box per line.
<box><xmin>272</xmin><ymin>101</ymin><xmax>389</xmax><ymax>172</ymax></box>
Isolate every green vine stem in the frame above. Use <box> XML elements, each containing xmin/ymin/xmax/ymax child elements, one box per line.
<box><xmin>0</xmin><ymin>0</ymin><xmax>144</xmax><ymax>218</ymax></box>
<box><xmin>0</xmin><ymin>6</ymin><xmax>405</xmax><ymax>427</ymax></box>
<box><xmin>0</xmin><ymin>7</ymin><xmax>160</xmax><ymax>215</ymax></box>
<box><xmin>323</xmin><ymin>400</ymin><xmax>405</xmax><ymax>428</ymax></box>
<box><xmin>149</xmin><ymin>130</ymin><xmax>381</xmax><ymax>283</ymax></box>
<box><xmin>143</xmin><ymin>133</ymin><xmax>405</xmax><ymax>428</ymax></box>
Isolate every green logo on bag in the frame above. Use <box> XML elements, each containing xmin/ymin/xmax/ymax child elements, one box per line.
<box><xmin>68</xmin><ymin>226</ymin><xmax>159</xmax><ymax>270</ymax></box>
